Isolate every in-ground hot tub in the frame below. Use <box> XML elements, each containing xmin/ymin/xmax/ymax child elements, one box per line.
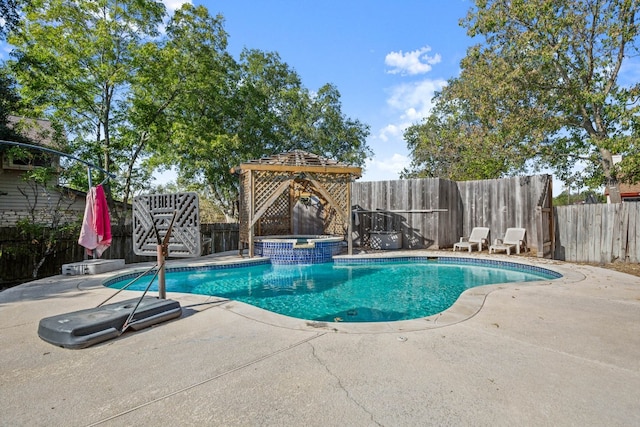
<box><xmin>254</xmin><ymin>235</ymin><xmax>345</xmax><ymax>264</ymax></box>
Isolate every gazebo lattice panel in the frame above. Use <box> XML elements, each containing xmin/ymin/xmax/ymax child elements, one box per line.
<box><xmin>259</xmin><ymin>191</ymin><xmax>291</xmax><ymax>235</ymax></box>
<box><xmin>254</xmin><ymin>171</ymin><xmax>291</xmax><ymax>214</ymax></box>
<box><xmin>232</xmin><ymin>150</ymin><xmax>361</xmax><ymax>256</ymax></box>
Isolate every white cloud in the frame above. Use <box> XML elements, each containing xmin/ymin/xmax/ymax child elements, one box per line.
<box><xmin>163</xmin><ymin>0</ymin><xmax>191</xmax><ymax>13</ymax></box>
<box><xmin>377</xmin><ymin>78</ymin><xmax>447</xmax><ymax>142</ymax></box>
<box><xmin>387</xmin><ymin>78</ymin><xmax>447</xmax><ymax>119</ymax></box>
<box><xmin>376</xmin><ymin>153</ymin><xmax>410</xmax><ymax>173</ymax></box>
<box><xmin>364</xmin><ymin>78</ymin><xmax>448</xmax><ymax>181</ymax></box>
<box><xmin>385</xmin><ymin>46</ymin><xmax>442</xmax><ymax>76</ymax></box>
<box><xmin>379</xmin><ymin>124</ymin><xmax>402</xmax><ymax>142</ymax></box>
<box><xmin>362</xmin><ymin>154</ymin><xmax>411</xmax><ymax>181</ymax></box>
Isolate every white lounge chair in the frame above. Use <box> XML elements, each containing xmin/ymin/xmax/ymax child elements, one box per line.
<box><xmin>489</xmin><ymin>228</ymin><xmax>527</xmax><ymax>255</ymax></box>
<box><xmin>453</xmin><ymin>227</ymin><xmax>490</xmax><ymax>252</ymax></box>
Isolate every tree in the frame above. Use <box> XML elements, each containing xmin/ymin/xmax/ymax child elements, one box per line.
<box><xmin>402</xmin><ymin>75</ymin><xmax>539</xmax><ymax>180</ymax></box>
<box><xmin>553</xmin><ymin>188</ymin><xmax>605</xmax><ymax>205</ymax></box>
<box><xmin>13</xmin><ymin>166</ymin><xmax>80</xmax><ymax>279</ymax></box>
<box><xmin>8</xmin><ymin>1</ymin><xmax>371</xmax><ymax>222</ymax></box>
<box><xmin>299</xmin><ymin>83</ymin><xmax>372</xmax><ymax>167</ymax></box>
<box><xmin>0</xmin><ymin>0</ymin><xmax>25</xmax><ymax>40</ymax></box>
<box><xmin>9</xmin><ymin>0</ymin><xmax>166</xmax><ymax>222</ymax></box>
<box><xmin>134</xmin><ymin>5</ymin><xmax>240</xmax><ymax>219</ymax></box>
<box><xmin>151</xmin><ymin>48</ymin><xmax>371</xmax><ymax>219</ymax></box>
<box><xmin>406</xmin><ymin>0</ymin><xmax>640</xmax><ymax>194</ymax></box>
<box><xmin>0</xmin><ymin>67</ymin><xmax>23</xmax><ymax>141</ymax></box>
<box><xmin>117</xmin><ymin>4</ymin><xmax>232</xmax><ymax>213</ymax></box>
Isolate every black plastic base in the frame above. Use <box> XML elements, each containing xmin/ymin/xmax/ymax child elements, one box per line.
<box><xmin>38</xmin><ymin>296</ymin><xmax>182</xmax><ymax>349</ymax></box>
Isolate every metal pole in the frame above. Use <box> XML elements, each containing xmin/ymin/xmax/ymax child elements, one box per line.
<box><xmin>155</xmin><ymin>211</ymin><xmax>176</xmax><ymax>300</ymax></box>
<box><xmin>0</xmin><ymin>140</ymin><xmax>116</xmax><ymax>180</ymax></box>
<box><xmin>157</xmin><ymin>244</ymin><xmax>166</xmax><ymax>299</ymax></box>
<box><xmin>86</xmin><ymin>167</ymin><xmax>96</xmax><ymax>259</ymax></box>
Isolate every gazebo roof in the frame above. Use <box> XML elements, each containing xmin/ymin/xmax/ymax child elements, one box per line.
<box><xmin>233</xmin><ymin>150</ymin><xmax>361</xmax><ymax>176</ymax></box>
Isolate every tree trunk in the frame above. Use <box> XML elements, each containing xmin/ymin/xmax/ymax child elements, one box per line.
<box><xmin>600</xmin><ymin>147</ymin><xmax>621</xmax><ymax>203</ymax></box>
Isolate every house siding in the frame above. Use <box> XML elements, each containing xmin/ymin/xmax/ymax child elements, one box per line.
<box><xmin>0</xmin><ymin>168</ymin><xmax>86</xmax><ymax>226</ymax></box>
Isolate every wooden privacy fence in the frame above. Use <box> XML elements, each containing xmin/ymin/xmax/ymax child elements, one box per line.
<box><xmin>200</xmin><ymin>223</ymin><xmax>240</xmax><ymax>255</ymax></box>
<box><xmin>352</xmin><ymin>178</ymin><xmax>461</xmax><ymax>249</ymax></box>
<box><xmin>0</xmin><ymin>223</ymin><xmax>239</xmax><ymax>287</ymax></box>
<box><xmin>554</xmin><ymin>203</ymin><xmax>640</xmax><ymax>263</ymax></box>
<box><xmin>104</xmin><ymin>223</ymin><xmax>239</xmax><ymax>262</ymax></box>
<box><xmin>352</xmin><ymin>175</ymin><xmax>552</xmax><ymax>253</ymax></box>
<box><xmin>457</xmin><ymin>175</ymin><xmax>552</xmax><ymax>255</ymax></box>
<box><xmin>0</xmin><ymin>227</ymin><xmax>84</xmax><ymax>287</ymax></box>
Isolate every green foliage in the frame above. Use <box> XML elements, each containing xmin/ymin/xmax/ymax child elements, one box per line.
<box><xmin>402</xmin><ymin>75</ymin><xmax>537</xmax><ymax>180</ymax></box>
<box><xmin>142</xmin><ymin>15</ymin><xmax>371</xmax><ymax>217</ymax></box>
<box><xmin>7</xmin><ymin>1</ymin><xmax>371</xmax><ymax>220</ymax></box>
<box><xmin>153</xmin><ymin>180</ymin><xmax>228</xmax><ymax>223</ymax></box>
<box><xmin>13</xmin><ymin>215</ymin><xmax>80</xmax><ymax>279</ymax></box>
<box><xmin>13</xmin><ymin>168</ymin><xmax>82</xmax><ymax>279</ymax></box>
<box><xmin>407</xmin><ymin>0</ymin><xmax>640</xmax><ymax>189</ymax></box>
<box><xmin>0</xmin><ymin>67</ymin><xmax>23</xmax><ymax>141</ymax></box>
<box><xmin>553</xmin><ymin>189</ymin><xmax>605</xmax><ymax>206</ymax></box>
<box><xmin>0</xmin><ymin>0</ymin><xmax>24</xmax><ymax>40</ymax></box>
<box><xmin>8</xmin><ymin>0</ymin><xmax>166</xmax><ymax>222</ymax></box>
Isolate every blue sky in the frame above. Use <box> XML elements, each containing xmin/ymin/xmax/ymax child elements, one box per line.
<box><xmin>194</xmin><ymin>0</ymin><xmax>476</xmax><ymax>181</ymax></box>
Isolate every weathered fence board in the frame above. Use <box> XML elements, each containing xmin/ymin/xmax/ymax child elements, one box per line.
<box><xmin>629</xmin><ymin>205</ymin><xmax>639</xmax><ymax>261</ymax></box>
<box><xmin>200</xmin><ymin>223</ymin><xmax>240</xmax><ymax>255</ymax></box>
<box><xmin>579</xmin><ymin>205</ymin><xmax>590</xmax><ymax>261</ymax></box>
<box><xmin>554</xmin><ymin>203</ymin><xmax>640</xmax><ymax>263</ymax></box>
<box><xmin>457</xmin><ymin>175</ymin><xmax>550</xmax><ymax>250</ymax></box>
<box><xmin>611</xmin><ymin>204</ymin><xmax>623</xmax><ymax>262</ymax></box>
<box><xmin>352</xmin><ymin>178</ymin><xmax>463</xmax><ymax>249</ymax></box>
<box><xmin>352</xmin><ymin>176</ymin><xmax>548</xmax><ymax>250</ymax></box>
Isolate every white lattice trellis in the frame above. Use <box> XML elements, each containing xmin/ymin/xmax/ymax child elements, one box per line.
<box><xmin>133</xmin><ymin>192</ymin><xmax>200</xmax><ymax>257</ymax></box>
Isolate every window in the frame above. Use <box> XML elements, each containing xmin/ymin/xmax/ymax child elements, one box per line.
<box><xmin>2</xmin><ymin>151</ymin><xmax>57</xmax><ymax>171</ymax></box>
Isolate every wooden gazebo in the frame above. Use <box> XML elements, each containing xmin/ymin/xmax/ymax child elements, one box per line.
<box><xmin>232</xmin><ymin>150</ymin><xmax>362</xmax><ymax>256</ymax></box>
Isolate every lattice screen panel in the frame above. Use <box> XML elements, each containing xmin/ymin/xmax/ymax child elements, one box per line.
<box><xmin>258</xmin><ymin>190</ymin><xmax>291</xmax><ymax>235</ymax></box>
<box><xmin>254</xmin><ymin>172</ymin><xmax>290</xmax><ymax>214</ymax></box>
<box><xmin>133</xmin><ymin>192</ymin><xmax>200</xmax><ymax>257</ymax></box>
<box><xmin>310</xmin><ymin>173</ymin><xmax>350</xmax><ymax>235</ymax></box>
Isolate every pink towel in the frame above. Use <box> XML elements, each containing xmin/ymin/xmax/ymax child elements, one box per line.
<box><xmin>78</xmin><ymin>185</ymin><xmax>112</xmax><ymax>257</ymax></box>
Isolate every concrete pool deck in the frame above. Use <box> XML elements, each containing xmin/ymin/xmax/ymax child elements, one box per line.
<box><xmin>1</xmin><ymin>251</ymin><xmax>639</xmax><ymax>426</ymax></box>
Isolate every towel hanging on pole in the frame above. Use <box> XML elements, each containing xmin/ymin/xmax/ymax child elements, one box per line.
<box><xmin>78</xmin><ymin>184</ymin><xmax>112</xmax><ymax>257</ymax></box>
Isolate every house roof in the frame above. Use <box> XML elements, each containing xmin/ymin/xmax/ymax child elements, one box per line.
<box><xmin>6</xmin><ymin>116</ymin><xmax>56</xmax><ymax>147</ymax></box>
<box><xmin>619</xmin><ymin>183</ymin><xmax>640</xmax><ymax>197</ymax></box>
<box><xmin>604</xmin><ymin>182</ymin><xmax>640</xmax><ymax>197</ymax></box>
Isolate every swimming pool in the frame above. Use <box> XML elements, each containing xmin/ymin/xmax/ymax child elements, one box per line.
<box><xmin>105</xmin><ymin>257</ymin><xmax>561</xmax><ymax>322</ymax></box>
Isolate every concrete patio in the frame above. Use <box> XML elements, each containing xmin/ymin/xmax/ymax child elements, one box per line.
<box><xmin>1</xmin><ymin>251</ymin><xmax>639</xmax><ymax>426</ymax></box>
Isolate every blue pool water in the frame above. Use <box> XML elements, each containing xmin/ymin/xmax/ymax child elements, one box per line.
<box><xmin>106</xmin><ymin>258</ymin><xmax>560</xmax><ymax>322</ymax></box>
